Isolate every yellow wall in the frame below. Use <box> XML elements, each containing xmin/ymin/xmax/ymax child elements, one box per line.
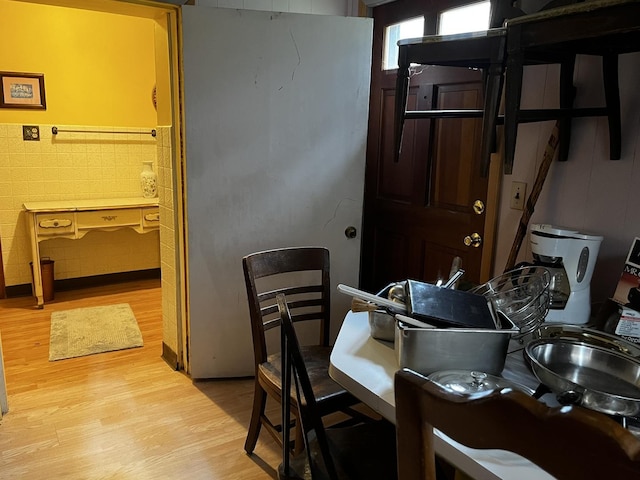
<box><xmin>0</xmin><ymin>0</ymin><xmax>181</xmax><ymax>361</ymax></box>
<box><xmin>0</xmin><ymin>0</ymin><xmax>162</xmax><ymax>289</ymax></box>
<box><xmin>0</xmin><ymin>0</ymin><xmax>157</xmax><ymax>127</ymax></box>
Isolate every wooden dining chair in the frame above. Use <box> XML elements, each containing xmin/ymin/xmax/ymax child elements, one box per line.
<box><xmin>277</xmin><ymin>293</ymin><xmax>398</xmax><ymax>480</ymax></box>
<box><xmin>394</xmin><ymin>368</ymin><xmax>640</xmax><ymax>480</ymax></box>
<box><xmin>503</xmin><ymin>0</ymin><xmax>640</xmax><ymax>173</ymax></box>
<box><xmin>394</xmin><ymin>0</ymin><xmax>631</xmax><ymax>176</ymax></box>
<box><xmin>243</xmin><ymin>247</ymin><xmax>359</xmax><ymax>456</ymax></box>
<box><xmin>394</xmin><ymin>0</ymin><xmax>538</xmax><ymax>176</ymax></box>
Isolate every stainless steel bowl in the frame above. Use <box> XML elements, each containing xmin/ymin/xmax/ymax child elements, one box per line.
<box><xmin>525</xmin><ymin>338</ymin><xmax>640</xmax><ymax>416</ymax></box>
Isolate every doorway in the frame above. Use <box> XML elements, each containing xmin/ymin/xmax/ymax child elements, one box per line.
<box><xmin>3</xmin><ymin>0</ymin><xmax>186</xmax><ymax>370</ymax></box>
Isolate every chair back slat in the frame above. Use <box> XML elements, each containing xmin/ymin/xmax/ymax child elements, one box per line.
<box><xmin>243</xmin><ymin>246</ymin><xmax>331</xmax><ymax>365</ymax></box>
<box><xmin>395</xmin><ymin>368</ymin><xmax>640</xmax><ymax>480</ymax></box>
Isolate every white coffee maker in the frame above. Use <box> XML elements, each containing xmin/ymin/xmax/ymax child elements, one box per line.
<box><xmin>530</xmin><ymin>224</ymin><xmax>603</xmax><ymax>324</ymax></box>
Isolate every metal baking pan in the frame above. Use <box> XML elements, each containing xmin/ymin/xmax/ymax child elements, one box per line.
<box><xmin>395</xmin><ymin>312</ymin><xmax>518</xmax><ymax>375</ymax></box>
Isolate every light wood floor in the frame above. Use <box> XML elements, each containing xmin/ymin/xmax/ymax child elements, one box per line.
<box><xmin>0</xmin><ymin>279</ymin><xmax>281</xmax><ymax>479</ymax></box>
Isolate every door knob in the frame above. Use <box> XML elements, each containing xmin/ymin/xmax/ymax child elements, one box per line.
<box><xmin>345</xmin><ymin>226</ymin><xmax>357</xmax><ymax>239</ymax></box>
<box><xmin>473</xmin><ymin>200</ymin><xmax>485</xmax><ymax>215</ymax></box>
<box><xmin>464</xmin><ymin>233</ymin><xmax>482</xmax><ymax>248</ymax></box>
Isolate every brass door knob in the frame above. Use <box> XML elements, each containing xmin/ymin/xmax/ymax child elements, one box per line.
<box><xmin>464</xmin><ymin>233</ymin><xmax>482</xmax><ymax>248</ymax></box>
<box><xmin>473</xmin><ymin>200</ymin><xmax>485</xmax><ymax>215</ymax></box>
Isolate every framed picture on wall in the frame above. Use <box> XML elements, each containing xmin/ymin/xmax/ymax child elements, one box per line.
<box><xmin>0</xmin><ymin>72</ymin><xmax>46</xmax><ymax>109</ymax></box>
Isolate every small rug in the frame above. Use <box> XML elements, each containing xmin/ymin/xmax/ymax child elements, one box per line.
<box><xmin>49</xmin><ymin>303</ymin><xmax>143</xmax><ymax>361</ymax></box>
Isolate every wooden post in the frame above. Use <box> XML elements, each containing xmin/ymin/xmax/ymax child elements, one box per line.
<box><xmin>504</xmin><ymin>121</ymin><xmax>560</xmax><ymax>272</ymax></box>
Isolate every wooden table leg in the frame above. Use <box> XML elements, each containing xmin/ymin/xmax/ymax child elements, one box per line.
<box><xmin>26</xmin><ymin>212</ymin><xmax>45</xmax><ymax>308</ymax></box>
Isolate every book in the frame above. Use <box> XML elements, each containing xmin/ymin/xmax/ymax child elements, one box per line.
<box><xmin>614</xmin><ymin>307</ymin><xmax>640</xmax><ymax>344</ymax></box>
<box><xmin>612</xmin><ymin>237</ymin><xmax>640</xmax><ymax>311</ymax></box>
<box><xmin>406</xmin><ymin>280</ymin><xmax>497</xmax><ymax>330</ymax></box>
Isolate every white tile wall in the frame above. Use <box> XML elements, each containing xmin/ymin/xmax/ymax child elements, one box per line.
<box><xmin>156</xmin><ymin>126</ymin><xmax>179</xmax><ymax>353</ymax></box>
<box><xmin>0</xmin><ymin>123</ymin><xmax>161</xmax><ymax>286</ymax></box>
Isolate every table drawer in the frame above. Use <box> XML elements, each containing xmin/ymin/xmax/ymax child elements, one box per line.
<box><xmin>36</xmin><ymin>213</ymin><xmax>75</xmax><ymax>236</ymax></box>
<box><xmin>142</xmin><ymin>207</ymin><xmax>160</xmax><ymax>228</ymax></box>
<box><xmin>76</xmin><ymin>209</ymin><xmax>141</xmax><ymax>230</ymax></box>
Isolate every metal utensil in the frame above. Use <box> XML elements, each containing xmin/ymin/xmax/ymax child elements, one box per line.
<box><xmin>442</xmin><ymin>269</ymin><xmax>465</xmax><ymax>289</ymax></box>
<box><xmin>395</xmin><ymin>314</ymin><xmax>436</xmax><ymax>329</ymax></box>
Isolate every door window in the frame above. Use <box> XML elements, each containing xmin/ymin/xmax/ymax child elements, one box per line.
<box><xmin>438</xmin><ymin>1</ymin><xmax>490</xmax><ymax>35</ymax></box>
<box><xmin>382</xmin><ymin>16</ymin><xmax>424</xmax><ymax>70</ymax></box>
<box><xmin>381</xmin><ymin>1</ymin><xmax>491</xmax><ymax>71</ymax></box>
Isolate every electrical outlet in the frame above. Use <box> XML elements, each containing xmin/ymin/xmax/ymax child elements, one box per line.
<box><xmin>510</xmin><ymin>181</ymin><xmax>526</xmax><ymax>210</ymax></box>
<box><xmin>23</xmin><ymin>125</ymin><xmax>40</xmax><ymax>141</ymax></box>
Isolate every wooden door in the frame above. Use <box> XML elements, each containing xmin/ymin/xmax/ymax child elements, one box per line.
<box><xmin>181</xmin><ymin>7</ymin><xmax>373</xmax><ymax>378</ymax></box>
<box><xmin>361</xmin><ymin>0</ymin><xmax>493</xmax><ymax>291</ymax></box>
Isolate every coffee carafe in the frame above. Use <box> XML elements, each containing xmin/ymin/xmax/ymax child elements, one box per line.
<box><xmin>530</xmin><ymin>224</ymin><xmax>603</xmax><ymax>324</ymax></box>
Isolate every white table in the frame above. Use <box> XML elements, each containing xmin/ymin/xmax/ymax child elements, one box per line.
<box><xmin>329</xmin><ymin>311</ymin><xmax>555</xmax><ymax>480</ymax></box>
<box><xmin>23</xmin><ymin>197</ymin><xmax>159</xmax><ymax>308</ymax></box>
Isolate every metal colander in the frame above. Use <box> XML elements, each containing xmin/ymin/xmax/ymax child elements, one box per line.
<box><xmin>471</xmin><ymin>265</ymin><xmax>551</xmax><ymax>337</ymax></box>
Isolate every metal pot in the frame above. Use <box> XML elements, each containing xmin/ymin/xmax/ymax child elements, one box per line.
<box><xmin>396</xmin><ymin>312</ymin><xmax>518</xmax><ymax>375</ymax></box>
<box><xmin>525</xmin><ymin>338</ymin><xmax>640</xmax><ymax>416</ymax></box>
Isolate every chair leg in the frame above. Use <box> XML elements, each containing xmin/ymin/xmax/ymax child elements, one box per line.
<box><xmin>293</xmin><ymin>411</ymin><xmax>305</xmax><ymax>455</ymax></box>
<box><xmin>480</xmin><ymin>62</ymin><xmax>505</xmax><ymax>177</ymax></box>
<box><xmin>244</xmin><ymin>381</ymin><xmax>268</xmax><ymax>454</ymax></box>
<box><xmin>558</xmin><ymin>56</ymin><xmax>576</xmax><ymax>163</ymax></box>
<box><xmin>394</xmin><ymin>48</ymin><xmax>410</xmax><ymax>163</ymax></box>
<box><xmin>603</xmin><ymin>54</ymin><xmax>622</xmax><ymax>160</ymax></box>
<box><xmin>504</xmin><ymin>53</ymin><xmax>524</xmax><ymax>174</ymax></box>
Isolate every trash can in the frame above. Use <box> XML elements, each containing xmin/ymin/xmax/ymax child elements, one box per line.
<box><xmin>30</xmin><ymin>258</ymin><xmax>55</xmax><ymax>302</ymax></box>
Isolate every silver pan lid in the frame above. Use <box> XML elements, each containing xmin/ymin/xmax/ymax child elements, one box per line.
<box><xmin>428</xmin><ymin>369</ymin><xmax>534</xmax><ymax>395</ymax></box>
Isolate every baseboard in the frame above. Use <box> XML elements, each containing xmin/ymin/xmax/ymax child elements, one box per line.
<box><xmin>5</xmin><ymin>268</ymin><xmax>161</xmax><ymax>298</ymax></box>
<box><xmin>162</xmin><ymin>342</ymin><xmax>180</xmax><ymax>370</ymax></box>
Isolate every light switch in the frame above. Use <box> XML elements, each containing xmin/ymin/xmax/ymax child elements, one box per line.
<box><xmin>510</xmin><ymin>182</ymin><xmax>526</xmax><ymax>210</ymax></box>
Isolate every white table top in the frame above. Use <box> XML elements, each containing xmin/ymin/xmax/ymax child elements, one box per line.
<box><xmin>329</xmin><ymin>311</ymin><xmax>555</xmax><ymax>480</ymax></box>
<box><xmin>23</xmin><ymin>197</ymin><xmax>158</xmax><ymax>212</ymax></box>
